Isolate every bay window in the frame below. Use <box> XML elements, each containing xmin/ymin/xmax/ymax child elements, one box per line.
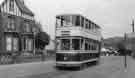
<box><xmin>13</xmin><ymin>38</ymin><xmax>19</xmax><ymax>51</ymax></box>
<box><xmin>6</xmin><ymin>37</ymin><xmax>19</xmax><ymax>51</ymax></box>
<box><xmin>6</xmin><ymin>37</ymin><xmax>12</xmax><ymax>51</ymax></box>
<box><xmin>24</xmin><ymin>38</ymin><xmax>33</xmax><ymax>51</ymax></box>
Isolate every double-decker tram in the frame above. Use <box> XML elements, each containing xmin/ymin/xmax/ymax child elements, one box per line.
<box><xmin>55</xmin><ymin>14</ymin><xmax>102</xmax><ymax>68</ymax></box>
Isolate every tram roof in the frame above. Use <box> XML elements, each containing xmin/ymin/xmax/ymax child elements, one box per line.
<box><xmin>56</xmin><ymin>14</ymin><xmax>101</xmax><ymax>29</ymax></box>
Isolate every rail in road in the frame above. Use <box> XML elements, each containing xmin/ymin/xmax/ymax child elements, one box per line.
<box><xmin>21</xmin><ymin>56</ymin><xmax>122</xmax><ymax>78</ymax></box>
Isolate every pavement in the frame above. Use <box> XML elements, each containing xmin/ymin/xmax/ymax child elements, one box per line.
<box><xmin>0</xmin><ymin>61</ymin><xmax>55</xmax><ymax>78</ymax></box>
<box><xmin>111</xmin><ymin>56</ymin><xmax>135</xmax><ymax>78</ymax></box>
<box><xmin>0</xmin><ymin>56</ymin><xmax>135</xmax><ymax>78</ymax></box>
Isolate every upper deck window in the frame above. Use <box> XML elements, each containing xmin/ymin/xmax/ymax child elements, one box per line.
<box><xmin>81</xmin><ymin>17</ymin><xmax>84</xmax><ymax>27</ymax></box>
<box><xmin>61</xmin><ymin>16</ymin><xmax>72</xmax><ymax>27</ymax></box>
<box><xmin>56</xmin><ymin>15</ymin><xmax>81</xmax><ymax>27</ymax></box>
<box><xmin>89</xmin><ymin>21</ymin><xmax>91</xmax><ymax>30</ymax></box>
<box><xmin>75</xmin><ymin>16</ymin><xmax>80</xmax><ymax>26</ymax></box>
<box><xmin>85</xmin><ymin>19</ymin><xmax>89</xmax><ymax>29</ymax></box>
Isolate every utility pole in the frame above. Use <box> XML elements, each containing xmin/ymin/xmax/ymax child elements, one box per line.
<box><xmin>131</xmin><ymin>19</ymin><xmax>135</xmax><ymax>58</ymax></box>
<box><xmin>124</xmin><ymin>33</ymin><xmax>127</xmax><ymax>68</ymax></box>
<box><xmin>132</xmin><ymin>19</ymin><xmax>134</xmax><ymax>33</ymax></box>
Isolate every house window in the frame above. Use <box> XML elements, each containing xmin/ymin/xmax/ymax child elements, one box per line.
<box><xmin>28</xmin><ymin>39</ymin><xmax>33</xmax><ymax>51</ymax></box>
<box><xmin>25</xmin><ymin>39</ymin><xmax>33</xmax><ymax>51</ymax></box>
<box><xmin>13</xmin><ymin>38</ymin><xmax>18</xmax><ymax>51</ymax></box>
<box><xmin>9</xmin><ymin>0</ymin><xmax>14</xmax><ymax>11</ymax></box>
<box><xmin>25</xmin><ymin>23</ymin><xmax>30</xmax><ymax>32</ymax></box>
<box><xmin>6</xmin><ymin>37</ymin><xmax>12</xmax><ymax>51</ymax></box>
<box><xmin>6</xmin><ymin>37</ymin><xmax>19</xmax><ymax>51</ymax></box>
<box><xmin>7</xmin><ymin>18</ymin><xmax>15</xmax><ymax>30</ymax></box>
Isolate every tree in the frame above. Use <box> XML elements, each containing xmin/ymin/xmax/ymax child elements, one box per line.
<box><xmin>35</xmin><ymin>32</ymin><xmax>50</xmax><ymax>50</ymax></box>
<box><xmin>117</xmin><ymin>41</ymin><xmax>126</xmax><ymax>56</ymax></box>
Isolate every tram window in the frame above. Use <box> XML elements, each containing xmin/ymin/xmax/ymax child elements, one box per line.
<box><xmin>61</xmin><ymin>39</ymin><xmax>70</xmax><ymax>50</ymax></box>
<box><xmin>72</xmin><ymin>39</ymin><xmax>80</xmax><ymax>50</ymax></box>
<box><xmin>61</xmin><ymin>16</ymin><xmax>72</xmax><ymax>27</ymax></box>
<box><xmin>57</xmin><ymin>40</ymin><xmax>61</xmax><ymax>50</ymax></box>
<box><xmin>85</xmin><ymin>20</ymin><xmax>89</xmax><ymax>29</ymax></box>
<box><xmin>75</xmin><ymin>16</ymin><xmax>80</xmax><ymax>26</ymax></box>
<box><xmin>85</xmin><ymin>43</ymin><xmax>88</xmax><ymax>50</ymax></box>
<box><xmin>81</xmin><ymin>17</ymin><xmax>84</xmax><ymax>27</ymax></box>
<box><xmin>65</xmin><ymin>16</ymin><xmax>72</xmax><ymax>26</ymax></box>
<box><xmin>91</xmin><ymin>45</ymin><xmax>94</xmax><ymax>50</ymax></box>
<box><xmin>89</xmin><ymin>45</ymin><xmax>91</xmax><ymax>50</ymax></box>
<box><xmin>56</xmin><ymin>16</ymin><xmax>61</xmax><ymax>27</ymax></box>
<box><xmin>89</xmin><ymin>21</ymin><xmax>91</xmax><ymax>30</ymax></box>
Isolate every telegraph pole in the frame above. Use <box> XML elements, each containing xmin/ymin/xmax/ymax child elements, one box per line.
<box><xmin>132</xmin><ymin>19</ymin><xmax>134</xmax><ymax>33</ymax></box>
<box><xmin>131</xmin><ymin>19</ymin><xmax>135</xmax><ymax>58</ymax></box>
<box><xmin>124</xmin><ymin>33</ymin><xmax>127</xmax><ymax>68</ymax></box>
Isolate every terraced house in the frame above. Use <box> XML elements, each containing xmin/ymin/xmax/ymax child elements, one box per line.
<box><xmin>0</xmin><ymin>0</ymin><xmax>42</xmax><ymax>63</ymax></box>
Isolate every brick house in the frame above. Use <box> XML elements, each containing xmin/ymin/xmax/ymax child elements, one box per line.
<box><xmin>0</xmin><ymin>0</ymin><xmax>41</xmax><ymax>62</ymax></box>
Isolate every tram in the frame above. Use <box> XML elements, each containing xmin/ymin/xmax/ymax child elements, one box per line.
<box><xmin>55</xmin><ymin>14</ymin><xmax>102</xmax><ymax>68</ymax></box>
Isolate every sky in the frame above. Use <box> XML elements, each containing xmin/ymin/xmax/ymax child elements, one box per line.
<box><xmin>0</xmin><ymin>0</ymin><xmax>135</xmax><ymax>39</ymax></box>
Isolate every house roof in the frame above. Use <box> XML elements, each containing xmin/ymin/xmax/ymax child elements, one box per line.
<box><xmin>0</xmin><ymin>0</ymin><xmax>34</xmax><ymax>16</ymax></box>
<box><xmin>15</xmin><ymin>0</ymin><xmax>34</xmax><ymax>16</ymax></box>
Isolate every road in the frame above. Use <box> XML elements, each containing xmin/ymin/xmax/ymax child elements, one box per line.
<box><xmin>0</xmin><ymin>56</ymin><xmax>133</xmax><ymax>78</ymax></box>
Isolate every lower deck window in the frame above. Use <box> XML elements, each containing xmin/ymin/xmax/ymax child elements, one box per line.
<box><xmin>61</xmin><ymin>39</ymin><xmax>70</xmax><ymax>50</ymax></box>
<box><xmin>72</xmin><ymin>39</ymin><xmax>80</xmax><ymax>50</ymax></box>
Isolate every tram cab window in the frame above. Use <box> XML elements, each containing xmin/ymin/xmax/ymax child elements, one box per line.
<box><xmin>61</xmin><ymin>39</ymin><xmax>70</xmax><ymax>50</ymax></box>
<box><xmin>56</xmin><ymin>16</ymin><xmax>61</xmax><ymax>27</ymax></box>
<box><xmin>61</xmin><ymin>16</ymin><xmax>72</xmax><ymax>27</ymax></box>
<box><xmin>72</xmin><ymin>39</ymin><xmax>80</xmax><ymax>50</ymax></box>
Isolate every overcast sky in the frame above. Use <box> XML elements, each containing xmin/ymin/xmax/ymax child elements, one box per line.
<box><xmin>1</xmin><ymin>0</ymin><xmax>135</xmax><ymax>39</ymax></box>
